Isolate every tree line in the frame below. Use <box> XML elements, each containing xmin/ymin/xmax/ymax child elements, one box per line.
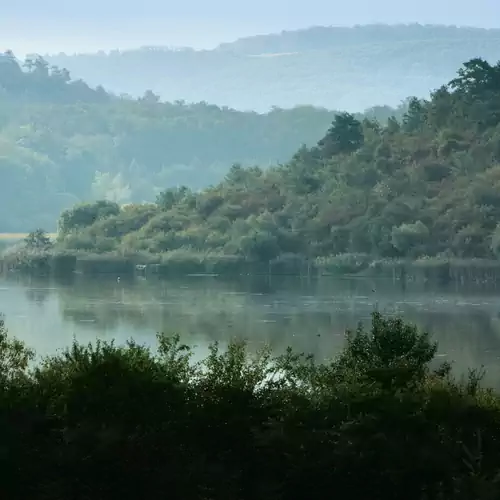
<box><xmin>0</xmin><ymin>51</ymin><xmax>405</xmax><ymax>232</ymax></box>
<box><xmin>55</xmin><ymin>58</ymin><xmax>500</xmax><ymax>263</ymax></box>
<box><xmin>48</xmin><ymin>24</ymin><xmax>500</xmax><ymax>111</ymax></box>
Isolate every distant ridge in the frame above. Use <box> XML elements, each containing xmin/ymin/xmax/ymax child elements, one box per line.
<box><xmin>46</xmin><ymin>24</ymin><xmax>500</xmax><ymax>111</ymax></box>
<box><xmin>215</xmin><ymin>24</ymin><xmax>500</xmax><ymax>54</ymax></box>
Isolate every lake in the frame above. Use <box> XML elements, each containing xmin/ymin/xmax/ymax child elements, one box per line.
<box><xmin>1</xmin><ymin>274</ymin><xmax>500</xmax><ymax>386</ymax></box>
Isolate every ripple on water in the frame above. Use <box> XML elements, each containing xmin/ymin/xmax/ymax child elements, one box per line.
<box><xmin>3</xmin><ymin>276</ymin><xmax>500</xmax><ymax>388</ymax></box>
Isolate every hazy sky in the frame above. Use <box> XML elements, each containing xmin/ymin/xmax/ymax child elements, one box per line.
<box><xmin>2</xmin><ymin>0</ymin><xmax>500</xmax><ymax>55</ymax></box>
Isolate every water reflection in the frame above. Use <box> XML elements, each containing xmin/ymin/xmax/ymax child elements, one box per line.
<box><xmin>4</xmin><ymin>274</ymin><xmax>500</xmax><ymax>386</ymax></box>
<box><xmin>25</xmin><ymin>287</ymin><xmax>53</xmax><ymax>306</ymax></box>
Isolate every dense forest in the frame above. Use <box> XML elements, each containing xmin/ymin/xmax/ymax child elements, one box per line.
<box><xmin>0</xmin><ymin>51</ymin><xmax>404</xmax><ymax>231</ymax></box>
<box><xmin>53</xmin><ymin>57</ymin><xmax>500</xmax><ymax>264</ymax></box>
<box><xmin>47</xmin><ymin>24</ymin><xmax>500</xmax><ymax>111</ymax></box>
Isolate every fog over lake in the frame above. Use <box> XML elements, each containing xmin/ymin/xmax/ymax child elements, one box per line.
<box><xmin>1</xmin><ymin>274</ymin><xmax>500</xmax><ymax>386</ymax></box>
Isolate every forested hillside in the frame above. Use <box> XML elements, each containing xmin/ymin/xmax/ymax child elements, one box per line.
<box><xmin>57</xmin><ymin>58</ymin><xmax>500</xmax><ymax>262</ymax></box>
<box><xmin>47</xmin><ymin>24</ymin><xmax>500</xmax><ymax>111</ymax></box>
<box><xmin>0</xmin><ymin>51</ymin><xmax>402</xmax><ymax>232</ymax></box>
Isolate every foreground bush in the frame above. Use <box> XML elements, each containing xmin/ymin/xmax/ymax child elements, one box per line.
<box><xmin>0</xmin><ymin>313</ymin><xmax>499</xmax><ymax>499</ymax></box>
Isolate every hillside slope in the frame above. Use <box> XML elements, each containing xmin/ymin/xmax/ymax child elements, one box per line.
<box><xmin>56</xmin><ymin>58</ymin><xmax>500</xmax><ymax>263</ymax></box>
<box><xmin>0</xmin><ymin>52</ymin><xmax>401</xmax><ymax>231</ymax></box>
<box><xmin>46</xmin><ymin>24</ymin><xmax>500</xmax><ymax>111</ymax></box>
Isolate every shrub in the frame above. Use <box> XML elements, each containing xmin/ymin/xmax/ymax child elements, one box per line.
<box><xmin>0</xmin><ymin>312</ymin><xmax>498</xmax><ymax>498</ymax></box>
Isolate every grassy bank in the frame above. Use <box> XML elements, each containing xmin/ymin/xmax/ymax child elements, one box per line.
<box><xmin>1</xmin><ymin>311</ymin><xmax>499</xmax><ymax>498</ymax></box>
<box><xmin>5</xmin><ymin>247</ymin><xmax>500</xmax><ymax>288</ymax></box>
<box><xmin>319</xmin><ymin>254</ymin><xmax>500</xmax><ymax>284</ymax></box>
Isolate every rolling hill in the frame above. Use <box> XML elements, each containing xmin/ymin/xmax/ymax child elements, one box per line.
<box><xmin>0</xmin><ymin>51</ymin><xmax>402</xmax><ymax>231</ymax></box>
<box><xmin>46</xmin><ymin>24</ymin><xmax>500</xmax><ymax>111</ymax></box>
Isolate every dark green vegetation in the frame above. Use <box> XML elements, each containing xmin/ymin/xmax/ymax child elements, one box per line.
<box><xmin>50</xmin><ymin>58</ymin><xmax>500</xmax><ymax>271</ymax></box>
<box><xmin>2</xmin><ymin>311</ymin><xmax>500</xmax><ymax>499</ymax></box>
<box><xmin>48</xmin><ymin>24</ymin><xmax>500</xmax><ymax>111</ymax></box>
<box><xmin>0</xmin><ymin>50</ymin><xmax>404</xmax><ymax>232</ymax></box>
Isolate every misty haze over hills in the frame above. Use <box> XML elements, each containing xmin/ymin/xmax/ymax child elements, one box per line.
<box><xmin>45</xmin><ymin>24</ymin><xmax>500</xmax><ymax>111</ymax></box>
<box><xmin>1</xmin><ymin>22</ymin><xmax>500</xmax><ymax>231</ymax></box>
<box><xmin>3</xmin><ymin>0</ymin><xmax>500</xmax><ymax>53</ymax></box>
<box><xmin>4</xmin><ymin>6</ymin><xmax>500</xmax><ymax>497</ymax></box>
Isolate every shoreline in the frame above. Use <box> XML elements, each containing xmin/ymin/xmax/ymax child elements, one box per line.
<box><xmin>3</xmin><ymin>250</ymin><xmax>500</xmax><ymax>284</ymax></box>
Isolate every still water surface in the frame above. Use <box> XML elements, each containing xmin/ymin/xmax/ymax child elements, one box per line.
<box><xmin>1</xmin><ymin>274</ymin><xmax>500</xmax><ymax>386</ymax></box>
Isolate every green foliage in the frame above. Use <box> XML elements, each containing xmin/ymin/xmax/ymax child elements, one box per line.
<box><xmin>317</xmin><ymin>112</ymin><xmax>364</xmax><ymax>156</ymax></box>
<box><xmin>0</xmin><ymin>312</ymin><xmax>499</xmax><ymax>498</ymax></box>
<box><xmin>59</xmin><ymin>58</ymin><xmax>500</xmax><ymax>263</ymax></box>
<box><xmin>0</xmin><ymin>51</ymin><xmax>107</xmax><ymax>103</ymax></box>
<box><xmin>391</xmin><ymin>221</ymin><xmax>430</xmax><ymax>256</ymax></box>
<box><xmin>24</xmin><ymin>229</ymin><xmax>53</xmax><ymax>250</ymax></box>
<box><xmin>338</xmin><ymin>312</ymin><xmax>438</xmax><ymax>390</ymax></box>
<box><xmin>449</xmin><ymin>58</ymin><xmax>500</xmax><ymax>98</ymax></box>
<box><xmin>156</xmin><ymin>186</ymin><xmax>192</xmax><ymax>211</ymax></box>
<box><xmin>0</xmin><ymin>316</ymin><xmax>35</xmax><ymax>383</ymax></box>
<box><xmin>3</xmin><ymin>51</ymin><xmax>407</xmax><ymax>232</ymax></box>
<box><xmin>58</xmin><ymin>200</ymin><xmax>121</xmax><ymax>235</ymax></box>
<box><xmin>403</xmin><ymin>97</ymin><xmax>427</xmax><ymax>132</ymax></box>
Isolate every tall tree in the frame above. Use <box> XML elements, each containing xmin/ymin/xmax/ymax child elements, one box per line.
<box><xmin>318</xmin><ymin>112</ymin><xmax>364</xmax><ymax>157</ymax></box>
